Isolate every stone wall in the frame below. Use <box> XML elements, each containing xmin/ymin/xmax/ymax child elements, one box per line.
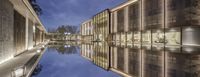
<box><xmin>28</xmin><ymin>19</ymin><xmax>33</xmax><ymax>49</ymax></box>
<box><xmin>0</xmin><ymin>0</ymin><xmax>14</xmax><ymax>63</ymax></box>
<box><xmin>14</xmin><ymin>10</ymin><xmax>26</xmax><ymax>55</ymax></box>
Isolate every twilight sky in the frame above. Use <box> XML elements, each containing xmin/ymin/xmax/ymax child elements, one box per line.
<box><xmin>37</xmin><ymin>0</ymin><xmax>126</xmax><ymax>31</ymax></box>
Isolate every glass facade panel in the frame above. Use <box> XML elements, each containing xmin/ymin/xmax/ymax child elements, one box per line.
<box><xmin>143</xmin><ymin>0</ymin><xmax>163</xmax><ymax>30</ymax></box>
<box><xmin>143</xmin><ymin>47</ymin><xmax>164</xmax><ymax>77</ymax></box>
<box><xmin>182</xmin><ymin>27</ymin><xmax>200</xmax><ymax>45</ymax></box>
<box><xmin>152</xmin><ymin>30</ymin><xmax>165</xmax><ymax>45</ymax></box>
<box><xmin>128</xmin><ymin>47</ymin><xmax>140</xmax><ymax>76</ymax></box>
<box><xmin>129</xmin><ymin>1</ymin><xmax>139</xmax><ymax>31</ymax></box>
<box><xmin>142</xmin><ymin>31</ymin><xmax>151</xmax><ymax>45</ymax></box>
<box><xmin>117</xmin><ymin>9</ymin><xmax>125</xmax><ymax>32</ymax></box>
<box><xmin>93</xmin><ymin>10</ymin><xmax>110</xmax><ymax>41</ymax></box>
<box><xmin>117</xmin><ymin>47</ymin><xmax>124</xmax><ymax>71</ymax></box>
<box><xmin>127</xmin><ymin>32</ymin><xmax>133</xmax><ymax>46</ymax></box>
<box><xmin>93</xmin><ymin>42</ymin><xmax>109</xmax><ymax>69</ymax></box>
<box><xmin>121</xmin><ymin>33</ymin><xmax>126</xmax><ymax>46</ymax></box>
<box><xmin>165</xmin><ymin>28</ymin><xmax>181</xmax><ymax>46</ymax></box>
<box><xmin>133</xmin><ymin>32</ymin><xmax>141</xmax><ymax>44</ymax></box>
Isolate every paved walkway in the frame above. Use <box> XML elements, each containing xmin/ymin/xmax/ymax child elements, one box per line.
<box><xmin>0</xmin><ymin>43</ymin><xmax>47</xmax><ymax>77</ymax></box>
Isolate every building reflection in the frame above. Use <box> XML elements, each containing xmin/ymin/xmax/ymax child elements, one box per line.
<box><xmin>31</xmin><ymin>64</ymin><xmax>43</xmax><ymax>76</ymax></box>
<box><xmin>80</xmin><ymin>42</ymin><xmax>200</xmax><ymax>77</ymax></box>
<box><xmin>81</xmin><ymin>42</ymin><xmax>110</xmax><ymax>70</ymax></box>
<box><xmin>47</xmin><ymin>41</ymin><xmax>79</xmax><ymax>55</ymax></box>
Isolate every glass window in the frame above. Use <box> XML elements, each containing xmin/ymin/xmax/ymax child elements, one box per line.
<box><xmin>117</xmin><ymin>9</ymin><xmax>125</xmax><ymax>32</ymax></box>
<box><xmin>182</xmin><ymin>27</ymin><xmax>200</xmax><ymax>45</ymax></box>
<box><xmin>133</xmin><ymin>32</ymin><xmax>141</xmax><ymax>44</ymax></box>
<box><xmin>142</xmin><ymin>31</ymin><xmax>151</xmax><ymax>45</ymax></box>
<box><xmin>127</xmin><ymin>32</ymin><xmax>133</xmax><ymax>46</ymax></box>
<box><xmin>129</xmin><ymin>2</ymin><xmax>139</xmax><ymax>31</ymax></box>
<box><xmin>152</xmin><ymin>30</ymin><xmax>165</xmax><ymax>45</ymax></box>
<box><xmin>128</xmin><ymin>47</ymin><xmax>139</xmax><ymax>76</ymax></box>
<box><xmin>117</xmin><ymin>47</ymin><xmax>124</xmax><ymax>71</ymax></box>
<box><xmin>165</xmin><ymin>29</ymin><xmax>180</xmax><ymax>45</ymax></box>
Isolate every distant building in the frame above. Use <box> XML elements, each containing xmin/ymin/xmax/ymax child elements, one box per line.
<box><xmin>81</xmin><ymin>19</ymin><xmax>93</xmax><ymax>42</ymax></box>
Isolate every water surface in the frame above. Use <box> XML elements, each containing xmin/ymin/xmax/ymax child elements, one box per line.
<box><xmin>31</xmin><ymin>44</ymin><xmax>121</xmax><ymax>77</ymax></box>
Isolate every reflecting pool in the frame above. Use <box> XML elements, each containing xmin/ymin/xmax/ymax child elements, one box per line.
<box><xmin>32</xmin><ymin>41</ymin><xmax>200</xmax><ymax>77</ymax></box>
<box><xmin>31</xmin><ymin>41</ymin><xmax>121</xmax><ymax>77</ymax></box>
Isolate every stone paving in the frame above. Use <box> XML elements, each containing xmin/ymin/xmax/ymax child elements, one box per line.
<box><xmin>0</xmin><ymin>43</ymin><xmax>47</xmax><ymax>77</ymax></box>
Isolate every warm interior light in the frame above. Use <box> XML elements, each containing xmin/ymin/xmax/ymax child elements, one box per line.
<box><xmin>13</xmin><ymin>67</ymin><xmax>24</xmax><ymax>77</ymax></box>
<box><xmin>185</xmin><ymin>27</ymin><xmax>193</xmax><ymax>31</ymax></box>
<box><xmin>28</xmin><ymin>47</ymin><xmax>33</xmax><ymax>50</ymax></box>
<box><xmin>0</xmin><ymin>56</ymin><xmax>14</xmax><ymax>65</ymax></box>
<box><xmin>169</xmin><ymin>29</ymin><xmax>176</xmax><ymax>32</ymax></box>
<box><xmin>37</xmin><ymin>50</ymin><xmax>41</xmax><ymax>53</ymax></box>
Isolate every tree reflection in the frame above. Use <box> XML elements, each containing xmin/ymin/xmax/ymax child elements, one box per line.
<box><xmin>55</xmin><ymin>45</ymin><xmax>78</xmax><ymax>55</ymax></box>
<box><xmin>31</xmin><ymin>64</ymin><xmax>43</xmax><ymax>77</ymax></box>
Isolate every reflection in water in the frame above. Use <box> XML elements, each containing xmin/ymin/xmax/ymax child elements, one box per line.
<box><xmin>32</xmin><ymin>41</ymin><xmax>120</xmax><ymax>77</ymax></box>
<box><xmin>32</xmin><ymin>41</ymin><xmax>200</xmax><ymax>77</ymax></box>
<box><xmin>55</xmin><ymin>45</ymin><xmax>78</xmax><ymax>54</ymax></box>
<box><xmin>31</xmin><ymin>64</ymin><xmax>43</xmax><ymax>76</ymax></box>
<box><xmin>81</xmin><ymin>42</ymin><xmax>200</xmax><ymax>77</ymax></box>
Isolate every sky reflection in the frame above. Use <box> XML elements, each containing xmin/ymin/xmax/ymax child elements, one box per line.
<box><xmin>32</xmin><ymin>46</ymin><xmax>121</xmax><ymax>77</ymax></box>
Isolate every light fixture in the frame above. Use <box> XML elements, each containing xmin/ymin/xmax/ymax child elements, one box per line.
<box><xmin>28</xmin><ymin>47</ymin><xmax>33</xmax><ymax>50</ymax></box>
<box><xmin>12</xmin><ymin>66</ymin><xmax>25</xmax><ymax>77</ymax></box>
<box><xmin>184</xmin><ymin>47</ymin><xmax>193</xmax><ymax>53</ymax></box>
<box><xmin>185</xmin><ymin>27</ymin><xmax>193</xmax><ymax>31</ymax></box>
<box><xmin>37</xmin><ymin>50</ymin><xmax>41</xmax><ymax>53</ymax></box>
<box><xmin>169</xmin><ymin>29</ymin><xmax>176</xmax><ymax>32</ymax></box>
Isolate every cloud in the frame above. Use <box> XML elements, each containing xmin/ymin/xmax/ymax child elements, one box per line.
<box><xmin>37</xmin><ymin>0</ymin><xmax>126</xmax><ymax>31</ymax></box>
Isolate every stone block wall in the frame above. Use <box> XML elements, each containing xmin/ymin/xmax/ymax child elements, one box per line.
<box><xmin>0</xmin><ymin>0</ymin><xmax>14</xmax><ymax>63</ymax></box>
<box><xmin>28</xmin><ymin>19</ymin><xmax>33</xmax><ymax>49</ymax></box>
<box><xmin>14</xmin><ymin>10</ymin><xmax>26</xmax><ymax>55</ymax></box>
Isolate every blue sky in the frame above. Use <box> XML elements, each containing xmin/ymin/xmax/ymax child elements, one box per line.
<box><xmin>37</xmin><ymin>0</ymin><xmax>126</xmax><ymax>31</ymax></box>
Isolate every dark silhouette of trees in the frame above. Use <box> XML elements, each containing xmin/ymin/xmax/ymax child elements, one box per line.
<box><xmin>31</xmin><ymin>64</ymin><xmax>43</xmax><ymax>77</ymax></box>
<box><xmin>29</xmin><ymin>0</ymin><xmax>42</xmax><ymax>15</ymax></box>
<box><xmin>56</xmin><ymin>25</ymin><xmax>79</xmax><ymax>34</ymax></box>
<box><xmin>56</xmin><ymin>45</ymin><xmax>78</xmax><ymax>54</ymax></box>
<box><xmin>57</xmin><ymin>25</ymin><xmax>67</xmax><ymax>34</ymax></box>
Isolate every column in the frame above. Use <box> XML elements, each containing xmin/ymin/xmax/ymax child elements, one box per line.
<box><xmin>25</xmin><ymin>12</ymin><xmax>29</xmax><ymax>50</ymax></box>
<box><xmin>124</xmin><ymin>48</ymin><xmax>129</xmax><ymax>73</ymax></box>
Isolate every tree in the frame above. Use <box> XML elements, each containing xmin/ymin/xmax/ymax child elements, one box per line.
<box><xmin>29</xmin><ymin>0</ymin><xmax>42</xmax><ymax>15</ymax></box>
<box><xmin>56</xmin><ymin>25</ymin><xmax>79</xmax><ymax>34</ymax></box>
<box><xmin>57</xmin><ymin>25</ymin><xmax>67</xmax><ymax>34</ymax></box>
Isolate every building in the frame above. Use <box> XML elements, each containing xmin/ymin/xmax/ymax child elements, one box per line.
<box><xmin>81</xmin><ymin>19</ymin><xmax>93</xmax><ymax>42</ymax></box>
<box><xmin>80</xmin><ymin>42</ymin><xmax>110</xmax><ymax>70</ymax></box>
<box><xmin>0</xmin><ymin>0</ymin><xmax>46</xmax><ymax>64</ymax></box>
<box><xmin>81</xmin><ymin>0</ymin><xmax>200</xmax><ymax>77</ymax></box>
<box><xmin>110</xmin><ymin>0</ymin><xmax>200</xmax><ymax>77</ymax></box>
<box><xmin>80</xmin><ymin>43</ymin><xmax>93</xmax><ymax>61</ymax></box>
<box><xmin>92</xmin><ymin>9</ymin><xmax>110</xmax><ymax>42</ymax></box>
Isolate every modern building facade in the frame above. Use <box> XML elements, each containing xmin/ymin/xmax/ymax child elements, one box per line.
<box><xmin>80</xmin><ymin>0</ymin><xmax>200</xmax><ymax>77</ymax></box>
<box><xmin>80</xmin><ymin>42</ymin><xmax>110</xmax><ymax>70</ymax></box>
<box><xmin>0</xmin><ymin>0</ymin><xmax>46</xmax><ymax>64</ymax></box>
<box><xmin>80</xmin><ymin>19</ymin><xmax>93</xmax><ymax>42</ymax></box>
<box><xmin>110</xmin><ymin>0</ymin><xmax>200</xmax><ymax>77</ymax></box>
<box><xmin>92</xmin><ymin>9</ymin><xmax>110</xmax><ymax>42</ymax></box>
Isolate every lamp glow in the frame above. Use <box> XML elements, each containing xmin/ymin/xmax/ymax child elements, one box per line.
<box><xmin>37</xmin><ymin>50</ymin><xmax>41</xmax><ymax>53</ymax></box>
